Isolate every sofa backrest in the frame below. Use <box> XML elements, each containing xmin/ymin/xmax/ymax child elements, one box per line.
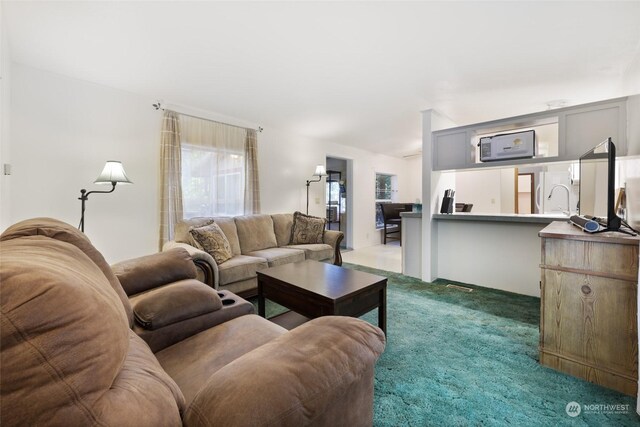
<box><xmin>271</xmin><ymin>213</ymin><xmax>294</xmax><ymax>247</ymax></box>
<box><xmin>234</xmin><ymin>214</ymin><xmax>278</xmax><ymax>254</ymax></box>
<box><xmin>175</xmin><ymin>216</ymin><xmax>242</xmax><ymax>256</ymax></box>
<box><xmin>1</xmin><ymin>217</ymin><xmax>134</xmax><ymax>327</ymax></box>
<box><xmin>0</xmin><ymin>218</ymin><xmax>185</xmax><ymax>426</ymax></box>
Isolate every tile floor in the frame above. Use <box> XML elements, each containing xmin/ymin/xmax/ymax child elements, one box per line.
<box><xmin>341</xmin><ymin>241</ymin><xmax>401</xmax><ymax>273</ymax></box>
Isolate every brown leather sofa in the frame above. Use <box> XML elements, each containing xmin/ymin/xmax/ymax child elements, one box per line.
<box><xmin>0</xmin><ymin>218</ymin><xmax>385</xmax><ymax>426</ymax></box>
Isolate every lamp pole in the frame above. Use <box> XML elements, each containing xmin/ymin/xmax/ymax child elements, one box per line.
<box><xmin>305</xmin><ymin>176</ymin><xmax>323</xmax><ymax>215</ymax></box>
<box><xmin>78</xmin><ymin>182</ymin><xmax>116</xmax><ymax>232</ymax></box>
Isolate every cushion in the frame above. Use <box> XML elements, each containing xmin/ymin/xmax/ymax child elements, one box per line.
<box><xmin>284</xmin><ymin>244</ymin><xmax>333</xmax><ymax>261</ymax></box>
<box><xmin>271</xmin><ymin>213</ymin><xmax>294</xmax><ymax>247</ymax></box>
<box><xmin>246</xmin><ymin>247</ymin><xmax>305</xmax><ymax>267</ymax></box>
<box><xmin>131</xmin><ymin>279</ymin><xmax>223</xmax><ymax>330</ymax></box>
<box><xmin>289</xmin><ymin>211</ymin><xmax>326</xmax><ymax>244</ymax></box>
<box><xmin>112</xmin><ymin>248</ymin><xmax>197</xmax><ymax>296</ymax></box>
<box><xmin>211</xmin><ymin>217</ymin><xmax>242</xmax><ymax>255</ymax></box>
<box><xmin>189</xmin><ymin>222</ymin><xmax>233</xmax><ymax>265</ymax></box>
<box><xmin>156</xmin><ymin>314</ymin><xmax>286</xmax><ymax>406</ymax></box>
<box><xmin>217</xmin><ymin>255</ymin><xmax>268</xmax><ymax>285</ymax></box>
<box><xmin>235</xmin><ymin>214</ymin><xmax>278</xmax><ymax>254</ymax></box>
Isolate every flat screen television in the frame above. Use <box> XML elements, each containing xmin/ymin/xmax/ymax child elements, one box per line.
<box><xmin>578</xmin><ymin>137</ymin><xmax>621</xmax><ymax>231</ymax></box>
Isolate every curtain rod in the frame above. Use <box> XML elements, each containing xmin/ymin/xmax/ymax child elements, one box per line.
<box><xmin>153</xmin><ymin>102</ymin><xmax>263</xmax><ymax>132</ymax></box>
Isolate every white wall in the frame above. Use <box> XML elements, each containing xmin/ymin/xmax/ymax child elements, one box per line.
<box><xmin>421</xmin><ymin>109</ymin><xmax>457</xmax><ymax>281</ymax></box>
<box><xmin>454</xmin><ymin>169</ymin><xmax>503</xmax><ymax>213</ymax></box>
<box><xmin>405</xmin><ymin>155</ymin><xmax>422</xmax><ymax>204</ymax></box>
<box><xmin>8</xmin><ymin>63</ymin><xmax>420</xmax><ymax>261</ymax></box>
<box><xmin>500</xmin><ymin>168</ymin><xmax>515</xmax><ymax>213</ymax></box>
<box><xmin>10</xmin><ymin>64</ymin><xmax>159</xmax><ymax>262</ymax></box>
<box><xmin>255</xmin><ymin>130</ymin><xmax>420</xmax><ymax>249</ymax></box>
<box><xmin>323</xmin><ymin>141</ymin><xmax>420</xmax><ymax>248</ymax></box>
<box><xmin>0</xmin><ymin>3</ymin><xmax>11</xmax><ymax>231</ymax></box>
<box><xmin>620</xmin><ymin>156</ymin><xmax>640</xmax><ymax>230</ymax></box>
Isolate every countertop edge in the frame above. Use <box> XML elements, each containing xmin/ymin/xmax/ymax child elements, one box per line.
<box><xmin>431</xmin><ymin>213</ymin><xmax>569</xmax><ymax>224</ymax></box>
<box><xmin>400</xmin><ymin>212</ymin><xmax>422</xmax><ymax>218</ymax></box>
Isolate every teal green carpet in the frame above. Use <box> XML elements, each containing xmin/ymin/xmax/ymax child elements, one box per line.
<box><xmin>252</xmin><ymin>263</ymin><xmax>638</xmax><ymax>426</ymax></box>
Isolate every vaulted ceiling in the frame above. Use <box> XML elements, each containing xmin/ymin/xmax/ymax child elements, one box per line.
<box><xmin>4</xmin><ymin>1</ymin><xmax>640</xmax><ymax>157</ymax></box>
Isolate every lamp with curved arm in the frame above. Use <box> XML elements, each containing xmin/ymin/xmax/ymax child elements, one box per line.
<box><xmin>78</xmin><ymin>161</ymin><xmax>132</xmax><ymax>232</ymax></box>
<box><xmin>305</xmin><ymin>165</ymin><xmax>327</xmax><ymax>215</ymax></box>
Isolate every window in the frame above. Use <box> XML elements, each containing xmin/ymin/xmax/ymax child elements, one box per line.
<box><xmin>179</xmin><ymin>114</ymin><xmax>249</xmax><ymax>218</ymax></box>
<box><xmin>375</xmin><ymin>173</ymin><xmax>396</xmax><ymax>228</ymax></box>
<box><xmin>181</xmin><ymin>144</ymin><xmax>244</xmax><ymax>218</ymax></box>
<box><xmin>376</xmin><ymin>174</ymin><xmax>393</xmax><ymax>201</ymax></box>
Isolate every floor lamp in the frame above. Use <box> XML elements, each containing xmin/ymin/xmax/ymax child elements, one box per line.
<box><xmin>305</xmin><ymin>165</ymin><xmax>327</xmax><ymax>215</ymax></box>
<box><xmin>78</xmin><ymin>160</ymin><xmax>132</xmax><ymax>232</ymax></box>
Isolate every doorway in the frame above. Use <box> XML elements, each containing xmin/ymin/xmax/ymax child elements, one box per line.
<box><xmin>515</xmin><ymin>171</ymin><xmax>534</xmax><ymax>214</ymax></box>
<box><xmin>326</xmin><ymin>157</ymin><xmax>349</xmax><ymax>249</ymax></box>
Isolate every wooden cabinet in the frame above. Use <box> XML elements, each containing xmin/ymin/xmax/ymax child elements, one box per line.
<box><xmin>539</xmin><ymin>222</ymin><xmax>639</xmax><ymax>395</ymax></box>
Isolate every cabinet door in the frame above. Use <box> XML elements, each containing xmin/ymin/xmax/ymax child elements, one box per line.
<box><xmin>541</xmin><ymin>270</ymin><xmax>637</xmax><ymax>378</ymax></box>
<box><xmin>433</xmin><ymin>130</ymin><xmax>469</xmax><ymax>170</ymax></box>
<box><xmin>561</xmin><ymin>101</ymin><xmax>626</xmax><ymax>158</ymax></box>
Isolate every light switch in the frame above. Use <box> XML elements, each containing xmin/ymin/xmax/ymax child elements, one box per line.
<box><xmin>315</xmin><ymin>197</ymin><xmax>320</xmax><ymax>204</ymax></box>
<box><xmin>3</xmin><ymin>164</ymin><xmax>10</xmax><ymax>176</ymax></box>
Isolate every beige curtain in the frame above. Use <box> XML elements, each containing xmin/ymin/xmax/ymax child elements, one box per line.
<box><xmin>159</xmin><ymin>110</ymin><xmax>183</xmax><ymax>249</ymax></box>
<box><xmin>244</xmin><ymin>129</ymin><xmax>260</xmax><ymax>214</ymax></box>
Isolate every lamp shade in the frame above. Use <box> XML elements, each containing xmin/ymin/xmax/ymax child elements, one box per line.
<box><xmin>94</xmin><ymin>161</ymin><xmax>133</xmax><ymax>184</ymax></box>
<box><xmin>313</xmin><ymin>165</ymin><xmax>327</xmax><ymax>177</ymax></box>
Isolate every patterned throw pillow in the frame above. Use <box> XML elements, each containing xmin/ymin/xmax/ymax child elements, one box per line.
<box><xmin>289</xmin><ymin>211</ymin><xmax>326</xmax><ymax>245</ymax></box>
<box><xmin>184</xmin><ymin>219</ymin><xmax>215</xmax><ymax>250</ymax></box>
<box><xmin>189</xmin><ymin>222</ymin><xmax>233</xmax><ymax>265</ymax></box>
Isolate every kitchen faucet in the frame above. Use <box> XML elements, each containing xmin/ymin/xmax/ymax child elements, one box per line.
<box><xmin>548</xmin><ymin>184</ymin><xmax>571</xmax><ymax>216</ymax></box>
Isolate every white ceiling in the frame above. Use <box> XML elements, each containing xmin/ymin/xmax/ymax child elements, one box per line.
<box><xmin>4</xmin><ymin>1</ymin><xmax>640</xmax><ymax>157</ymax></box>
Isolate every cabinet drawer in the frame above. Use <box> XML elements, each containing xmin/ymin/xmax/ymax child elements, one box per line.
<box><xmin>541</xmin><ymin>270</ymin><xmax>638</xmax><ymax>377</ymax></box>
<box><xmin>542</xmin><ymin>238</ymin><xmax>639</xmax><ymax>279</ymax></box>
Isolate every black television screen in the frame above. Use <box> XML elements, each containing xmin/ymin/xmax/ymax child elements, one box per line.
<box><xmin>578</xmin><ymin>138</ymin><xmax>621</xmax><ymax>231</ymax></box>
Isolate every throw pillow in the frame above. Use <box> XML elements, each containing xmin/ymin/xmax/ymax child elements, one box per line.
<box><xmin>189</xmin><ymin>222</ymin><xmax>233</xmax><ymax>265</ymax></box>
<box><xmin>289</xmin><ymin>211</ymin><xmax>326</xmax><ymax>245</ymax></box>
<box><xmin>183</xmin><ymin>218</ymin><xmax>215</xmax><ymax>250</ymax></box>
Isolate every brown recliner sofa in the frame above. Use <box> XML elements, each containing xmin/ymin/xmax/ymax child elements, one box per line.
<box><xmin>0</xmin><ymin>218</ymin><xmax>385</xmax><ymax>426</ymax></box>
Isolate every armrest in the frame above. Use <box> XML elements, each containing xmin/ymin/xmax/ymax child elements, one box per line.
<box><xmin>134</xmin><ymin>290</ymin><xmax>254</xmax><ymax>353</ymax></box>
<box><xmin>112</xmin><ymin>248</ymin><xmax>197</xmax><ymax>296</ymax></box>
<box><xmin>323</xmin><ymin>230</ymin><xmax>344</xmax><ymax>266</ymax></box>
<box><xmin>130</xmin><ymin>279</ymin><xmax>222</xmax><ymax>330</ymax></box>
<box><xmin>163</xmin><ymin>241</ymin><xmax>218</xmax><ymax>288</ymax></box>
<box><xmin>183</xmin><ymin>316</ymin><xmax>385</xmax><ymax>427</ymax></box>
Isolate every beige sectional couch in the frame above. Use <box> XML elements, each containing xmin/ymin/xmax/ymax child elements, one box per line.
<box><xmin>164</xmin><ymin>213</ymin><xmax>344</xmax><ymax>297</ymax></box>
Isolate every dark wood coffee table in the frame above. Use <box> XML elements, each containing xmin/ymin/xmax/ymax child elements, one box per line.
<box><xmin>257</xmin><ymin>260</ymin><xmax>387</xmax><ymax>334</ymax></box>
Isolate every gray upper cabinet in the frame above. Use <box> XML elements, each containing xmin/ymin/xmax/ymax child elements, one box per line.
<box><xmin>431</xmin><ymin>97</ymin><xmax>629</xmax><ymax>171</ymax></box>
<box><xmin>560</xmin><ymin>100</ymin><xmax>627</xmax><ymax>158</ymax></box>
<box><xmin>433</xmin><ymin>130</ymin><xmax>469</xmax><ymax>170</ymax></box>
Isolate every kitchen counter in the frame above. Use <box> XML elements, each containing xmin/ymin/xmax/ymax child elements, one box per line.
<box><xmin>401</xmin><ymin>212</ymin><xmax>569</xmax><ymax>296</ymax></box>
<box><xmin>432</xmin><ymin>213</ymin><xmax>568</xmax><ymax>224</ymax></box>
